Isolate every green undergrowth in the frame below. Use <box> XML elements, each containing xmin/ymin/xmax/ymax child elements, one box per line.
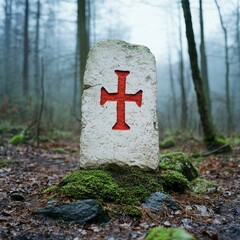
<box><xmin>0</xmin><ymin>138</ymin><xmax>5</xmax><ymax>146</ymax></box>
<box><xmin>145</xmin><ymin>227</ymin><xmax>196</xmax><ymax>240</ymax></box>
<box><xmin>54</xmin><ymin>147</ymin><xmax>65</xmax><ymax>154</ymax></box>
<box><xmin>189</xmin><ymin>178</ymin><xmax>216</xmax><ymax>194</ymax></box>
<box><xmin>9</xmin><ymin>133</ymin><xmax>25</xmax><ymax>145</ymax></box>
<box><xmin>0</xmin><ymin>159</ymin><xmax>14</xmax><ymax>168</ymax></box>
<box><xmin>160</xmin><ymin>137</ymin><xmax>176</xmax><ymax>149</ymax></box>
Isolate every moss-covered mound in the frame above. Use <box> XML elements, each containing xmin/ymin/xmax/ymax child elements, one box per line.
<box><xmin>9</xmin><ymin>133</ymin><xmax>25</xmax><ymax>145</ymax></box>
<box><xmin>189</xmin><ymin>178</ymin><xmax>216</xmax><ymax>194</ymax></box>
<box><xmin>145</xmin><ymin>227</ymin><xmax>196</xmax><ymax>240</ymax></box>
<box><xmin>159</xmin><ymin>152</ymin><xmax>198</xmax><ymax>181</ymax></box>
<box><xmin>161</xmin><ymin>170</ymin><xmax>189</xmax><ymax>192</ymax></box>
<box><xmin>160</xmin><ymin>137</ymin><xmax>176</xmax><ymax>149</ymax></box>
<box><xmin>112</xmin><ymin>169</ymin><xmax>164</xmax><ymax>204</ymax></box>
<box><xmin>58</xmin><ymin>170</ymin><xmax>124</xmax><ymax>202</ymax></box>
<box><xmin>44</xmin><ymin>169</ymin><xmax>164</xmax><ymax>206</ymax></box>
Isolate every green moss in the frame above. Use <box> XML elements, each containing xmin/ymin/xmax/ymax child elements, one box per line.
<box><xmin>59</xmin><ymin>170</ymin><xmax>124</xmax><ymax>202</ymax></box>
<box><xmin>114</xmin><ymin>169</ymin><xmax>163</xmax><ymax>204</ymax></box>
<box><xmin>55</xmin><ymin>148</ymin><xmax>65</xmax><ymax>154</ymax></box>
<box><xmin>42</xmin><ymin>185</ymin><xmax>58</xmax><ymax>194</ymax></box>
<box><xmin>53</xmin><ymin>130</ymin><xmax>72</xmax><ymax>138</ymax></box>
<box><xmin>122</xmin><ymin>205</ymin><xmax>142</xmax><ymax>217</ymax></box>
<box><xmin>9</xmin><ymin>134</ymin><xmax>25</xmax><ymax>145</ymax></box>
<box><xmin>161</xmin><ymin>170</ymin><xmax>189</xmax><ymax>192</ymax></box>
<box><xmin>44</xmin><ymin>168</ymin><xmax>164</xmax><ymax>207</ymax></box>
<box><xmin>159</xmin><ymin>152</ymin><xmax>198</xmax><ymax>181</ymax></box>
<box><xmin>0</xmin><ymin>138</ymin><xmax>5</xmax><ymax>146</ymax></box>
<box><xmin>145</xmin><ymin>227</ymin><xmax>196</xmax><ymax>240</ymax></box>
<box><xmin>189</xmin><ymin>178</ymin><xmax>216</xmax><ymax>194</ymax></box>
<box><xmin>191</xmin><ymin>151</ymin><xmax>203</xmax><ymax>158</ymax></box>
<box><xmin>160</xmin><ymin>137</ymin><xmax>176</xmax><ymax>149</ymax></box>
<box><xmin>0</xmin><ymin>159</ymin><xmax>14</xmax><ymax>168</ymax></box>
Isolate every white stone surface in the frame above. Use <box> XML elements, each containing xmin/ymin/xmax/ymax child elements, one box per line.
<box><xmin>80</xmin><ymin>40</ymin><xmax>159</xmax><ymax>170</ymax></box>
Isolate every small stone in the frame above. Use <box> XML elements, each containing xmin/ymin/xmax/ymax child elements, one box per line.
<box><xmin>35</xmin><ymin>199</ymin><xmax>108</xmax><ymax>224</ymax></box>
<box><xmin>139</xmin><ymin>222</ymin><xmax>149</xmax><ymax>229</ymax></box>
<box><xmin>89</xmin><ymin>226</ymin><xmax>100</xmax><ymax>232</ymax></box>
<box><xmin>213</xmin><ymin>218</ymin><xmax>222</xmax><ymax>225</ymax></box>
<box><xmin>182</xmin><ymin>218</ymin><xmax>192</xmax><ymax>224</ymax></box>
<box><xmin>142</xmin><ymin>192</ymin><xmax>179</xmax><ymax>211</ymax></box>
<box><xmin>194</xmin><ymin>205</ymin><xmax>209</xmax><ymax>216</ymax></box>
<box><xmin>119</xmin><ymin>223</ymin><xmax>131</xmax><ymax>230</ymax></box>
<box><xmin>9</xmin><ymin>192</ymin><xmax>25</xmax><ymax>202</ymax></box>
<box><xmin>174</xmin><ymin>210</ymin><xmax>182</xmax><ymax>215</ymax></box>
<box><xmin>164</xmin><ymin>221</ymin><xmax>171</xmax><ymax>226</ymax></box>
<box><xmin>185</xmin><ymin>205</ymin><xmax>193</xmax><ymax>211</ymax></box>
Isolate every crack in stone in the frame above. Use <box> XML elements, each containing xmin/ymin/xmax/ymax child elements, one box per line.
<box><xmin>83</xmin><ymin>84</ymin><xmax>101</xmax><ymax>90</ymax></box>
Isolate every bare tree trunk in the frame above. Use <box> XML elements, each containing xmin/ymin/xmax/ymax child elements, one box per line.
<box><xmin>34</xmin><ymin>0</ymin><xmax>40</xmax><ymax>97</ymax></box>
<box><xmin>214</xmin><ymin>0</ymin><xmax>233</xmax><ymax>135</ymax></box>
<box><xmin>4</xmin><ymin>0</ymin><xmax>12</xmax><ymax>95</ymax></box>
<box><xmin>181</xmin><ymin>0</ymin><xmax>217</xmax><ymax>149</ymax></box>
<box><xmin>237</xmin><ymin>2</ymin><xmax>240</xmax><ymax>67</ymax></box>
<box><xmin>237</xmin><ymin>2</ymin><xmax>240</xmax><ymax>125</ymax></box>
<box><xmin>73</xmin><ymin>27</ymin><xmax>79</xmax><ymax>114</ymax></box>
<box><xmin>178</xmin><ymin>5</ymin><xmax>188</xmax><ymax>130</ymax></box>
<box><xmin>167</xmin><ymin>44</ymin><xmax>177</xmax><ymax>129</ymax></box>
<box><xmin>23</xmin><ymin>0</ymin><xmax>29</xmax><ymax>97</ymax></box>
<box><xmin>78</xmin><ymin>0</ymin><xmax>90</xmax><ymax>114</ymax></box>
<box><xmin>92</xmin><ymin>0</ymin><xmax>96</xmax><ymax>44</ymax></box>
<box><xmin>199</xmin><ymin>0</ymin><xmax>211</xmax><ymax>116</ymax></box>
<box><xmin>36</xmin><ymin>58</ymin><xmax>45</xmax><ymax>146</ymax></box>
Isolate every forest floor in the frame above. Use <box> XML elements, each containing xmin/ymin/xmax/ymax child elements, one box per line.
<box><xmin>0</xmin><ymin>132</ymin><xmax>239</xmax><ymax>240</ymax></box>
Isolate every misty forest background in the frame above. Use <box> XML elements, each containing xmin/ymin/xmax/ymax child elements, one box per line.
<box><xmin>0</xmin><ymin>0</ymin><xmax>239</xmax><ymax>141</ymax></box>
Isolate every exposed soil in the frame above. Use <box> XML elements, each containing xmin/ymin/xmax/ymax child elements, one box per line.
<box><xmin>0</xmin><ymin>138</ymin><xmax>239</xmax><ymax>240</ymax></box>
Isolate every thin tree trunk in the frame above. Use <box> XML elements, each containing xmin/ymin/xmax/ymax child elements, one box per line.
<box><xmin>23</xmin><ymin>0</ymin><xmax>29</xmax><ymax>97</ymax></box>
<box><xmin>92</xmin><ymin>0</ymin><xmax>96</xmax><ymax>44</ymax></box>
<box><xmin>167</xmin><ymin>45</ymin><xmax>177</xmax><ymax>129</ymax></box>
<box><xmin>12</xmin><ymin>0</ymin><xmax>21</xmax><ymax>94</ymax></box>
<box><xmin>181</xmin><ymin>0</ymin><xmax>216</xmax><ymax>148</ymax></box>
<box><xmin>34</xmin><ymin>0</ymin><xmax>40</xmax><ymax>97</ymax></box>
<box><xmin>78</xmin><ymin>0</ymin><xmax>89</xmax><ymax>113</ymax></box>
<box><xmin>4</xmin><ymin>0</ymin><xmax>12</xmax><ymax>95</ymax></box>
<box><xmin>178</xmin><ymin>5</ymin><xmax>188</xmax><ymax>130</ymax></box>
<box><xmin>36</xmin><ymin>58</ymin><xmax>45</xmax><ymax>146</ymax></box>
<box><xmin>73</xmin><ymin>30</ymin><xmax>79</xmax><ymax>113</ymax></box>
<box><xmin>214</xmin><ymin>0</ymin><xmax>233</xmax><ymax>135</ymax></box>
<box><xmin>199</xmin><ymin>0</ymin><xmax>211</xmax><ymax>116</ymax></box>
<box><xmin>237</xmin><ymin>2</ymin><xmax>240</xmax><ymax>125</ymax></box>
<box><xmin>237</xmin><ymin>3</ymin><xmax>240</xmax><ymax>67</ymax></box>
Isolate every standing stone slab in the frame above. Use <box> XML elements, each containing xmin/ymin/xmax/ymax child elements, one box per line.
<box><xmin>80</xmin><ymin>40</ymin><xmax>159</xmax><ymax>170</ymax></box>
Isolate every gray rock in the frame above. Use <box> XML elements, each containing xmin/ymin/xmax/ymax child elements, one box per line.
<box><xmin>10</xmin><ymin>192</ymin><xmax>25</xmax><ymax>202</ymax></box>
<box><xmin>35</xmin><ymin>199</ymin><xmax>108</xmax><ymax>224</ymax></box>
<box><xmin>142</xmin><ymin>192</ymin><xmax>179</xmax><ymax>211</ymax></box>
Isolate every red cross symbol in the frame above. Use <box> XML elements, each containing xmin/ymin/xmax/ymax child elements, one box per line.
<box><xmin>100</xmin><ymin>70</ymin><xmax>143</xmax><ymax>130</ymax></box>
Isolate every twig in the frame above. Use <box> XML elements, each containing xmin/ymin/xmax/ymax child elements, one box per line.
<box><xmin>202</xmin><ymin>144</ymin><xmax>231</xmax><ymax>157</ymax></box>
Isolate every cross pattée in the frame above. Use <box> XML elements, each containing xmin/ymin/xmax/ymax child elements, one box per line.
<box><xmin>100</xmin><ymin>70</ymin><xmax>143</xmax><ymax>130</ymax></box>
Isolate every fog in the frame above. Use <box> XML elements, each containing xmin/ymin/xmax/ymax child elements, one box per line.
<box><xmin>0</xmin><ymin>0</ymin><xmax>239</xmax><ymax>136</ymax></box>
